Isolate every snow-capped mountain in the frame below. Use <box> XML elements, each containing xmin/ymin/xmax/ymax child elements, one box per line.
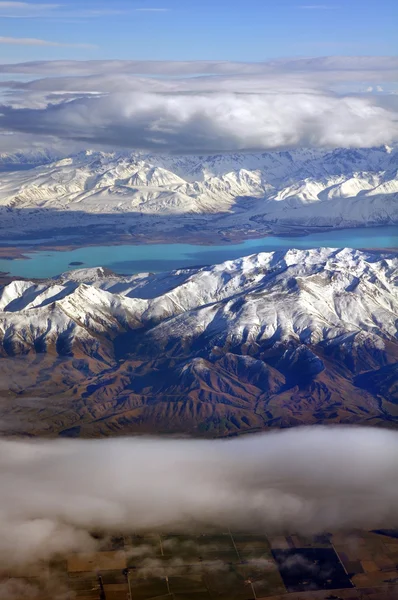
<box><xmin>0</xmin><ymin>148</ymin><xmax>62</xmax><ymax>169</ymax></box>
<box><xmin>2</xmin><ymin>248</ymin><xmax>397</xmax><ymax>353</ymax></box>
<box><xmin>0</xmin><ymin>248</ymin><xmax>397</xmax><ymax>436</ymax></box>
<box><xmin>0</xmin><ymin>146</ymin><xmax>397</xmax><ymax>242</ymax></box>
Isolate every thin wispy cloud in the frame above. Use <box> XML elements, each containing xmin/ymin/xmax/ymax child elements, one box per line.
<box><xmin>0</xmin><ymin>2</ymin><xmax>169</xmax><ymax>18</ymax></box>
<box><xmin>0</xmin><ymin>0</ymin><xmax>60</xmax><ymax>16</ymax></box>
<box><xmin>1</xmin><ymin>56</ymin><xmax>394</xmax><ymax>77</ymax></box>
<box><xmin>0</xmin><ymin>36</ymin><xmax>96</xmax><ymax>48</ymax></box>
<box><xmin>0</xmin><ymin>1</ymin><xmax>60</xmax><ymax>7</ymax></box>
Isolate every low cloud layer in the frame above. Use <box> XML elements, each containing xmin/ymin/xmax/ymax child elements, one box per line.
<box><xmin>0</xmin><ymin>56</ymin><xmax>397</xmax><ymax>77</ymax></box>
<box><xmin>1</xmin><ymin>90</ymin><xmax>397</xmax><ymax>153</ymax></box>
<box><xmin>0</xmin><ymin>56</ymin><xmax>397</xmax><ymax>154</ymax></box>
<box><xmin>0</xmin><ymin>426</ymin><xmax>398</xmax><ymax>569</ymax></box>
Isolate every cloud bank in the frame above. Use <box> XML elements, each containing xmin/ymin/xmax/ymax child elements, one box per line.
<box><xmin>0</xmin><ymin>56</ymin><xmax>397</xmax><ymax>154</ymax></box>
<box><xmin>1</xmin><ymin>90</ymin><xmax>397</xmax><ymax>153</ymax></box>
<box><xmin>0</xmin><ymin>426</ymin><xmax>398</xmax><ymax>569</ymax></box>
<box><xmin>0</xmin><ymin>56</ymin><xmax>397</xmax><ymax>77</ymax></box>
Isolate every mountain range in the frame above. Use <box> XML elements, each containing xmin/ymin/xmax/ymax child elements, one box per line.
<box><xmin>0</xmin><ymin>145</ymin><xmax>397</xmax><ymax>245</ymax></box>
<box><xmin>0</xmin><ymin>247</ymin><xmax>397</xmax><ymax>437</ymax></box>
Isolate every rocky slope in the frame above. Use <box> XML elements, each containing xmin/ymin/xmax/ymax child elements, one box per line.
<box><xmin>0</xmin><ymin>146</ymin><xmax>397</xmax><ymax>243</ymax></box>
<box><xmin>0</xmin><ymin>248</ymin><xmax>397</xmax><ymax>437</ymax></box>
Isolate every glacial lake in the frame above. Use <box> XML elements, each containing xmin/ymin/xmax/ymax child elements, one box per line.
<box><xmin>1</xmin><ymin>225</ymin><xmax>397</xmax><ymax>279</ymax></box>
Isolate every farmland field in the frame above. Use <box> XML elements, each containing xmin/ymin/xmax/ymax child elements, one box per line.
<box><xmin>3</xmin><ymin>530</ymin><xmax>398</xmax><ymax>599</ymax></box>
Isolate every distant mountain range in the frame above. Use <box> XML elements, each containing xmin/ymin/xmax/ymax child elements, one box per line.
<box><xmin>0</xmin><ymin>248</ymin><xmax>397</xmax><ymax>437</ymax></box>
<box><xmin>0</xmin><ymin>146</ymin><xmax>397</xmax><ymax>244</ymax></box>
<box><xmin>0</xmin><ymin>148</ymin><xmax>62</xmax><ymax>169</ymax></box>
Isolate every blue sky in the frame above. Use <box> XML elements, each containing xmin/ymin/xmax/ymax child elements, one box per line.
<box><xmin>0</xmin><ymin>0</ymin><xmax>397</xmax><ymax>63</ymax></box>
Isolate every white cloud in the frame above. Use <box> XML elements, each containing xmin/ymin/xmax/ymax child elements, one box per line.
<box><xmin>1</xmin><ymin>89</ymin><xmax>397</xmax><ymax>153</ymax></box>
<box><xmin>0</xmin><ymin>1</ymin><xmax>61</xmax><ymax>17</ymax></box>
<box><xmin>0</xmin><ymin>36</ymin><xmax>96</xmax><ymax>48</ymax></box>
<box><xmin>0</xmin><ymin>2</ymin><xmax>169</xmax><ymax>18</ymax></box>
<box><xmin>0</xmin><ymin>56</ymin><xmax>397</xmax><ymax>77</ymax></box>
<box><xmin>1</xmin><ymin>58</ymin><xmax>396</xmax><ymax>112</ymax></box>
<box><xmin>0</xmin><ymin>57</ymin><xmax>396</xmax><ymax>154</ymax></box>
<box><xmin>0</xmin><ymin>1</ymin><xmax>60</xmax><ymax>8</ymax></box>
<box><xmin>0</xmin><ymin>427</ymin><xmax>398</xmax><ymax>568</ymax></box>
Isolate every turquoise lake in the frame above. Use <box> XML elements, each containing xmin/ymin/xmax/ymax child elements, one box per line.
<box><xmin>1</xmin><ymin>226</ymin><xmax>397</xmax><ymax>279</ymax></box>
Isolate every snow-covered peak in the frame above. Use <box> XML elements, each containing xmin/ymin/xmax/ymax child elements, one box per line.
<box><xmin>0</xmin><ymin>145</ymin><xmax>397</xmax><ymax>236</ymax></box>
<box><xmin>1</xmin><ymin>248</ymin><xmax>396</xmax><ymax>359</ymax></box>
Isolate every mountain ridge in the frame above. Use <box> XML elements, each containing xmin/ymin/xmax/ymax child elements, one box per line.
<box><xmin>0</xmin><ymin>146</ymin><xmax>397</xmax><ymax>243</ymax></box>
<box><xmin>0</xmin><ymin>247</ymin><xmax>397</xmax><ymax>437</ymax></box>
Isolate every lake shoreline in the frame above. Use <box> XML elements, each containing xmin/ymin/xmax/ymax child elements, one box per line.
<box><xmin>0</xmin><ymin>224</ymin><xmax>397</xmax><ymax>280</ymax></box>
<box><xmin>1</xmin><ymin>222</ymin><xmax>397</xmax><ymax>262</ymax></box>
<box><xmin>0</xmin><ymin>230</ymin><xmax>267</xmax><ymax>260</ymax></box>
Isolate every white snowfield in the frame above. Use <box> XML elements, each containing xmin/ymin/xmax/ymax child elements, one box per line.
<box><xmin>0</xmin><ymin>146</ymin><xmax>397</xmax><ymax>235</ymax></box>
<box><xmin>0</xmin><ymin>248</ymin><xmax>397</xmax><ymax>355</ymax></box>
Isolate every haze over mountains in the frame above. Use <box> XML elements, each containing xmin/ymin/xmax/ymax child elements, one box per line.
<box><xmin>1</xmin><ymin>248</ymin><xmax>397</xmax><ymax>437</ymax></box>
<box><xmin>0</xmin><ymin>145</ymin><xmax>397</xmax><ymax>244</ymax></box>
